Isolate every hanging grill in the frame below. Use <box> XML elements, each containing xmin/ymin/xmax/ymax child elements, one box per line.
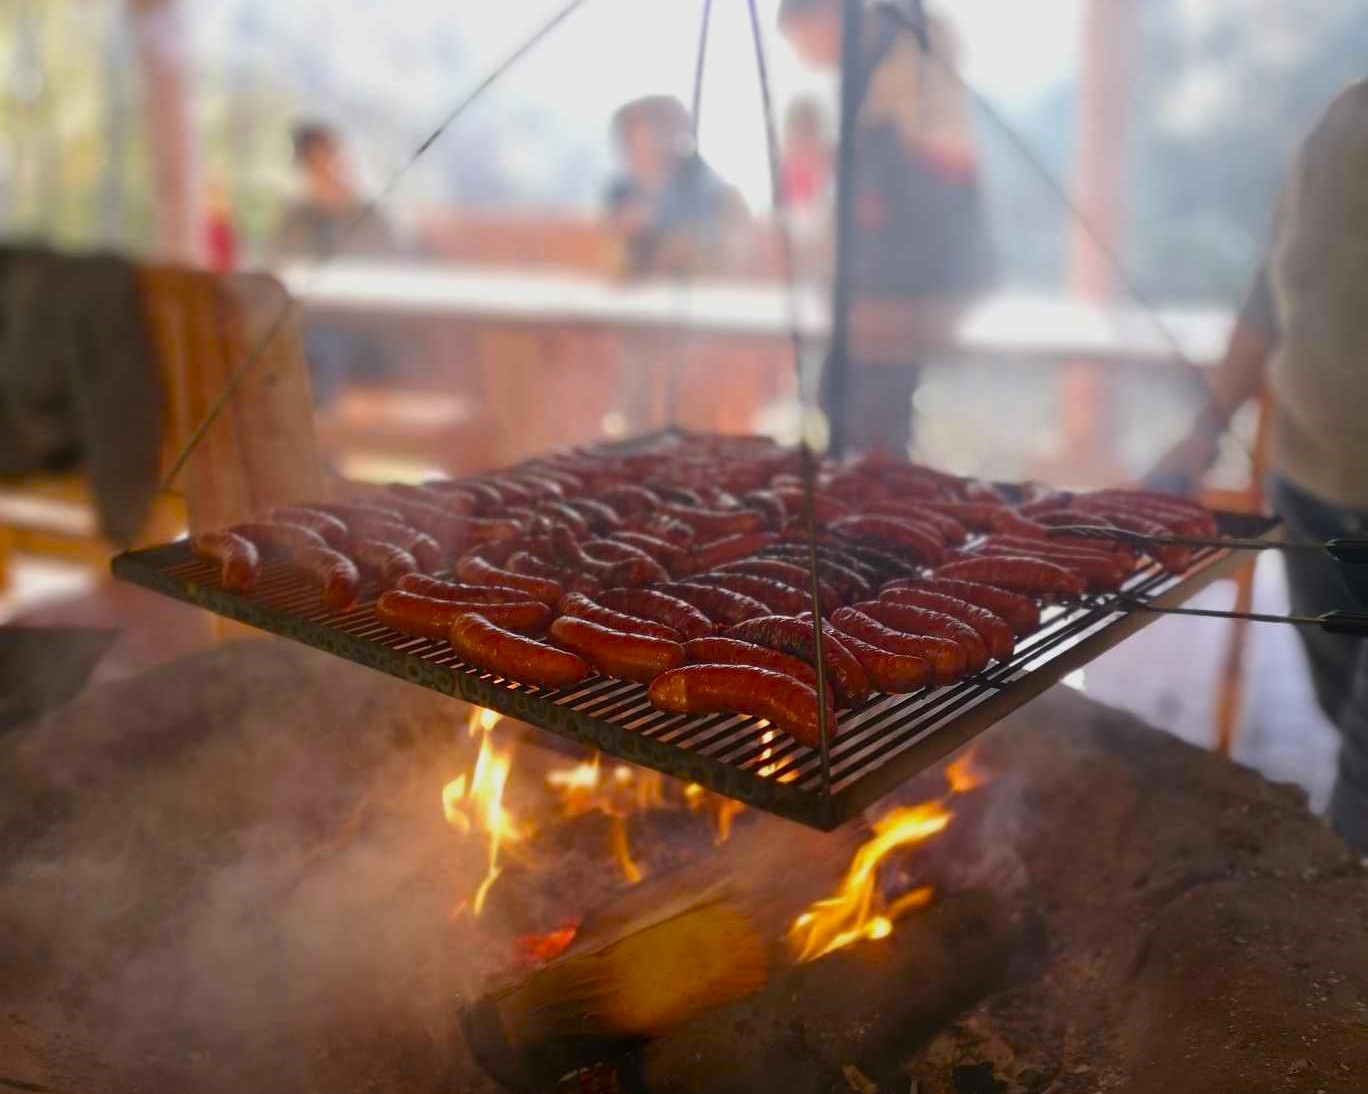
<box><xmin>112</xmin><ymin>507</ymin><xmax>1273</xmax><ymax>830</ymax></box>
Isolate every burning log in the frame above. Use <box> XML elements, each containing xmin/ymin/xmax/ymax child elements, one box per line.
<box><xmin>640</xmin><ymin>889</ymin><xmax>1019</xmax><ymax>1094</ymax></box>
<box><xmin>464</xmin><ymin>888</ymin><xmax>1017</xmax><ymax>1094</ymax></box>
<box><xmin>462</xmin><ymin>816</ymin><xmax>864</xmax><ymax>1091</ymax></box>
<box><xmin>463</xmin><ymin>763</ymin><xmax>1001</xmax><ymax>1093</ymax></box>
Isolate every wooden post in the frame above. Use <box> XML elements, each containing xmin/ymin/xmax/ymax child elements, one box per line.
<box><xmin>128</xmin><ymin>0</ymin><xmax>202</xmax><ymax>265</ymax></box>
<box><xmin>1059</xmin><ymin>0</ymin><xmax>1137</xmax><ymax>482</ymax></box>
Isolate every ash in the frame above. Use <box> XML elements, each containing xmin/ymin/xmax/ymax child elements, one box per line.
<box><xmin>0</xmin><ymin>640</ymin><xmax>624</xmax><ymax>1093</ymax></box>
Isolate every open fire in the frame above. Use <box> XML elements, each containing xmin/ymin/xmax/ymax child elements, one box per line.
<box><xmin>440</xmin><ymin>705</ymin><xmax>753</xmax><ymax>923</ymax></box>
<box><xmin>787</xmin><ymin>750</ymin><xmax>990</xmax><ymax>962</ymax></box>
<box><xmin>444</xmin><ymin>700</ymin><xmax>992</xmax><ymax>989</ymax></box>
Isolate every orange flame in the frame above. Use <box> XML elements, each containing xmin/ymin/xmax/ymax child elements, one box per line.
<box><xmin>786</xmin><ymin>747</ymin><xmax>989</xmax><ymax>963</ymax></box>
<box><xmin>684</xmin><ymin>782</ymin><xmax>748</xmax><ymax>844</ymax></box>
<box><xmin>441</xmin><ymin>707</ymin><xmax>530</xmax><ymax>917</ymax></box>
<box><xmin>546</xmin><ymin>753</ymin><xmax>651</xmax><ymax>884</ymax></box>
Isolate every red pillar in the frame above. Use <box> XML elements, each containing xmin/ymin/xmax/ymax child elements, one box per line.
<box><xmin>129</xmin><ymin>0</ymin><xmax>202</xmax><ymax>265</ymax></box>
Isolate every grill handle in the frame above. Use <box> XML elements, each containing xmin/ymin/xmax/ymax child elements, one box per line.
<box><xmin>1317</xmin><ymin>610</ymin><xmax>1368</xmax><ymax>637</ymax></box>
<box><xmin>1325</xmin><ymin>539</ymin><xmax>1368</xmax><ymax>566</ymax></box>
<box><xmin>1048</xmin><ymin>525</ymin><xmax>1368</xmax><ymax>566</ymax></box>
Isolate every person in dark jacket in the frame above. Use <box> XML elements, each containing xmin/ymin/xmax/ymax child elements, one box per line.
<box><xmin>780</xmin><ymin>0</ymin><xmax>996</xmax><ymax>457</ymax></box>
<box><xmin>604</xmin><ymin>95</ymin><xmax>749</xmax><ymax>278</ymax></box>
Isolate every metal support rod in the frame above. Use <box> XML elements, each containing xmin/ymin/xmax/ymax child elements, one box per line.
<box><xmin>744</xmin><ymin>0</ymin><xmax>834</xmax><ymax>793</ymax></box>
<box><xmin>689</xmin><ymin>0</ymin><xmax>714</xmax><ymax>141</ymax></box>
<box><xmin>826</xmin><ymin>0</ymin><xmax>865</xmax><ymax>460</ymax></box>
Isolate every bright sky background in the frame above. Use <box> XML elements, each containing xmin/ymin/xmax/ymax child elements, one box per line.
<box><xmin>459</xmin><ymin>0</ymin><xmax>1085</xmax><ymax>208</ymax></box>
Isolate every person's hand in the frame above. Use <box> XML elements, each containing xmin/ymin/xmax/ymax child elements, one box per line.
<box><xmin>1141</xmin><ymin>425</ymin><xmax>1222</xmax><ymax>497</ymax></box>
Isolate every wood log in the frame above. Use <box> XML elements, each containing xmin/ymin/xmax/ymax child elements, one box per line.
<box><xmin>462</xmin><ymin>813</ymin><xmax>867</xmax><ymax>1092</ymax></box>
<box><xmin>640</xmin><ymin>890</ymin><xmax>1019</xmax><ymax>1094</ymax></box>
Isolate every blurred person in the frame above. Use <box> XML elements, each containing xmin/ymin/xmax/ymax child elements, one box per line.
<box><xmin>782</xmin><ymin>96</ymin><xmax>833</xmax><ymax>212</ymax></box>
<box><xmin>604</xmin><ymin>95</ymin><xmax>749</xmax><ymax>277</ymax></box>
<box><xmin>273</xmin><ymin>121</ymin><xmax>398</xmax><ymax>262</ymax></box>
<box><xmin>1147</xmin><ymin>80</ymin><xmax>1368</xmax><ymax>853</ymax></box>
<box><xmin>272</xmin><ymin>121</ymin><xmax>398</xmax><ymax>406</ymax></box>
<box><xmin>779</xmin><ymin>0</ymin><xmax>995</xmax><ymax>458</ymax></box>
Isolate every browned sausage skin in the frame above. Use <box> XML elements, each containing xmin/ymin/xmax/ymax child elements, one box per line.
<box><xmin>448</xmin><ymin>613</ymin><xmax>591</xmax><ymax>689</ymax></box>
<box><xmin>648</xmin><ymin>665</ymin><xmax>832</xmax><ymax>749</ymax></box>
<box><xmin>547</xmin><ymin>616</ymin><xmax>685</xmax><ymax>683</ymax></box>
<box><xmin>191</xmin><ymin>530</ymin><xmax>260</xmax><ymax>592</ymax></box>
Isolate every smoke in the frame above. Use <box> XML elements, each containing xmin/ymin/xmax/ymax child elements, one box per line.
<box><xmin>0</xmin><ymin>640</ymin><xmax>518</xmax><ymax>1092</ymax></box>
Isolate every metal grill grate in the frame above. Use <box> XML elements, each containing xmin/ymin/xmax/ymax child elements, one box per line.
<box><xmin>112</xmin><ymin>509</ymin><xmax>1276</xmax><ymax>830</ymax></box>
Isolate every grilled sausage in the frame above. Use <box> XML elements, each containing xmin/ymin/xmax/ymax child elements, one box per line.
<box><xmin>230</xmin><ymin>520</ymin><xmax>327</xmax><ymax>557</ymax></box>
<box><xmin>830</xmin><ymin>516</ymin><xmax>944</xmax><ymax>565</ymax></box>
<box><xmin>456</xmin><ymin>555</ymin><xmax>563</xmax><ymax>605</ymax></box>
<box><xmin>826</xmin><ymin>626</ymin><xmax>932</xmax><ymax>693</ymax></box>
<box><xmin>191</xmin><ymin>530</ymin><xmax>260</xmax><ymax>592</ymax></box>
<box><xmin>449</xmin><ymin>613</ymin><xmax>591</xmax><ymax>689</ymax></box>
<box><xmin>933</xmin><ymin>556</ymin><xmax>1086</xmax><ymax>597</ymax></box>
<box><xmin>683</xmin><ymin>636</ymin><xmax>820</xmax><ymax>690</ymax></box>
<box><xmin>675</xmin><ymin>532</ymin><xmax>780</xmax><ymax>576</ymax></box>
<box><xmin>724</xmin><ymin>615</ymin><xmax>870</xmax><ymax>706</ymax></box>
<box><xmin>829</xmin><ymin>606</ymin><xmax>967</xmax><ymax>684</ymax></box>
<box><xmin>266</xmin><ymin>506</ymin><xmax>349</xmax><ymax>547</ymax></box>
<box><xmin>648</xmin><ymin>665</ymin><xmax>832</xmax><ymax>749</ymax></box>
<box><xmin>348</xmin><ymin>539</ymin><xmax>420</xmax><ymax>588</ymax></box>
<box><xmin>607</xmin><ymin>530</ymin><xmax>690</xmax><ymax>574</ymax></box>
<box><xmin>598</xmin><ymin>588</ymin><xmax>715</xmax><ymax>640</ymax></box>
<box><xmin>506</xmin><ymin>551</ymin><xmax>604</xmax><ymax>597</ymax></box>
<box><xmin>597</xmin><ymin>483</ymin><xmax>661</xmax><ymax>517</ymax></box>
<box><xmin>656</xmin><ymin>582</ymin><xmax>769</xmax><ymax>627</ymax></box>
<box><xmin>884</xmin><ymin>576</ymin><xmax>1041</xmax><ymax>637</ymax></box>
<box><xmin>377</xmin><ymin>590</ymin><xmax>550</xmax><ymax>638</ymax></box>
<box><xmin>293</xmin><ymin>545</ymin><xmax>360</xmax><ymax>611</ymax></box>
<box><xmin>740</xmin><ymin>489</ymin><xmax>788</xmax><ymax>530</ymax></box>
<box><xmin>313</xmin><ymin>501</ymin><xmax>408</xmax><ymax>526</ymax></box>
<box><xmin>397</xmin><ymin>574</ymin><xmax>537</xmax><ymax>604</ymax></box>
<box><xmin>556</xmin><ymin>592</ymin><xmax>681</xmax><ymax>641</ymax></box>
<box><xmin>660</xmin><ymin>503</ymin><xmax>767</xmax><ymax>538</ymax></box>
<box><xmin>687</xmin><ymin>572</ymin><xmax>813</xmax><ymax>615</ymax></box>
<box><xmin>548</xmin><ymin>616</ymin><xmax>685</xmax><ymax>683</ymax></box>
<box><xmin>965</xmin><ymin>541</ymin><xmax>1128</xmax><ymax>592</ymax></box>
<box><xmin>852</xmin><ymin>599</ymin><xmax>989</xmax><ymax>673</ymax></box>
<box><xmin>715</xmin><ymin>558</ymin><xmax>843</xmax><ymax>614</ymax></box>
<box><xmin>879</xmin><ymin>587</ymin><xmax>1014</xmax><ymax>661</ymax></box>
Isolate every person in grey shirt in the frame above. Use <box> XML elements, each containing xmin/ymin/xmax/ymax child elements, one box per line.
<box><xmin>272</xmin><ymin>121</ymin><xmax>399</xmax><ymax>406</ymax></box>
<box><xmin>1149</xmin><ymin>81</ymin><xmax>1368</xmax><ymax>853</ymax></box>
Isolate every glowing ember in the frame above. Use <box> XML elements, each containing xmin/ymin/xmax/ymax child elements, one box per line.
<box><xmin>441</xmin><ymin>707</ymin><xmax>530</xmax><ymax>917</ymax></box>
<box><xmin>756</xmin><ymin>726</ymin><xmax>780</xmax><ymax>778</ymax></box>
<box><xmin>513</xmin><ymin>921</ymin><xmax>580</xmax><ymax>965</ymax></box>
<box><xmin>786</xmin><ymin>748</ymin><xmax>988</xmax><ymax>963</ymax></box>
<box><xmin>946</xmin><ymin>748</ymin><xmax>990</xmax><ymax>794</ymax></box>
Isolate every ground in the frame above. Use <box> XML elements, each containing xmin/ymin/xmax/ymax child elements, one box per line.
<box><xmin>0</xmin><ymin>640</ymin><xmax>1364</xmax><ymax>1094</ymax></box>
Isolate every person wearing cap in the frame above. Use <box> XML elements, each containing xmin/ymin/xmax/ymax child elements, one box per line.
<box><xmin>1148</xmin><ymin>80</ymin><xmax>1368</xmax><ymax>853</ymax></box>
<box><xmin>778</xmin><ymin>0</ymin><xmax>996</xmax><ymax>458</ymax></box>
